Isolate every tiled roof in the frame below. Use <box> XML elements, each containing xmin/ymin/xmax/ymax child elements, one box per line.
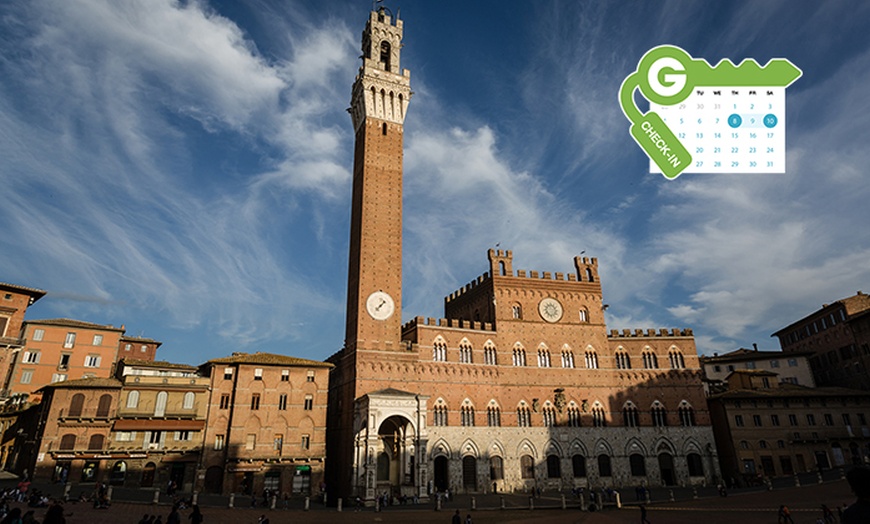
<box><xmin>700</xmin><ymin>348</ymin><xmax>813</xmax><ymax>363</ymax></box>
<box><xmin>121</xmin><ymin>335</ymin><xmax>161</xmax><ymax>344</ymax></box>
<box><xmin>727</xmin><ymin>369</ymin><xmax>778</xmax><ymax>376</ymax></box>
<box><xmin>26</xmin><ymin>318</ymin><xmax>124</xmax><ymax>332</ymax></box>
<box><xmin>38</xmin><ymin>377</ymin><xmax>123</xmax><ymax>391</ymax></box>
<box><xmin>119</xmin><ymin>358</ymin><xmax>197</xmax><ymax>371</ymax></box>
<box><xmin>711</xmin><ymin>384</ymin><xmax>870</xmax><ymax>400</ymax></box>
<box><xmin>0</xmin><ymin>282</ymin><xmax>47</xmax><ymax>298</ymax></box>
<box><xmin>205</xmin><ymin>352</ymin><xmax>333</xmax><ymax>368</ymax></box>
<box><xmin>772</xmin><ymin>291</ymin><xmax>870</xmax><ymax>335</ymax></box>
<box><xmin>367</xmin><ymin>388</ymin><xmax>419</xmax><ymax>397</ymax></box>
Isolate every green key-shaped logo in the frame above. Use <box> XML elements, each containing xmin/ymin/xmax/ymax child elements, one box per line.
<box><xmin>619</xmin><ymin>45</ymin><xmax>801</xmax><ymax>179</ymax></box>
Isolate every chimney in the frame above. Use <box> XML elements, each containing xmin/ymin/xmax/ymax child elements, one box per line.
<box><xmin>753</xmin><ymin>343</ymin><xmax>758</xmax><ymax>351</ymax></box>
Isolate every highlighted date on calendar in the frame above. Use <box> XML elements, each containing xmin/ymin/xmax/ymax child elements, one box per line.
<box><xmin>619</xmin><ymin>45</ymin><xmax>801</xmax><ymax>179</ymax></box>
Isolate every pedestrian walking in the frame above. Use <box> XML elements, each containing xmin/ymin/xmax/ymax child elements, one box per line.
<box><xmin>188</xmin><ymin>505</ymin><xmax>203</xmax><ymax>524</ymax></box>
<box><xmin>640</xmin><ymin>504</ymin><xmax>651</xmax><ymax>524</ymax></box>
<box><xmin>821</xmin><ymin>503</ymin><xmax>835</xmax><ymax>523</ymax></box>
<box><xmin>451</xmin><ymin>509</ymin><xmax>461</xmax><ymax>524</ymax></box>
<box><xmin>167</xmin><ymin>505</ymin><xmax>181</xmax><ymax>524</ymax></box>
<box><xmin>778</xmin><ymin>504</ymin><xmax>795</xmax><ymax>524</ymax></box>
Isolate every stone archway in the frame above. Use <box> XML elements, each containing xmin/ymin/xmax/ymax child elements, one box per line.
<box><xmin>376</xmin><ymin>415</ymin><xmax>416</xmax><ymax>495</ymax></box>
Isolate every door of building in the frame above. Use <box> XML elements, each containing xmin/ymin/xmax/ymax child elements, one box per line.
<box><xmin>433</xmin><ymin>456</ymin><xmax>449</xmax><ymax>492</ymax></box>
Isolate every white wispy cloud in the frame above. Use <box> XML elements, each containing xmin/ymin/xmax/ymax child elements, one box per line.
<box><xmin>0</xmin><ymin>0</ymin><xmax>355</xmax><ymax>352</ymax></box>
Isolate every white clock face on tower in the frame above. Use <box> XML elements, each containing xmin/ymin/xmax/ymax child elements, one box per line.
<box><xmin>538</xmin><ymin>297</ymin><xmax>563</xmax><ymax>323</ymax></box>
<box><xmin>366</xmin><ymin>291</ymin><xmax>395</xmax><ymax>321</ymax></box>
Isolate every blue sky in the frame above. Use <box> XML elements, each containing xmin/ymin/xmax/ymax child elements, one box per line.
<box><xmin>2</xmin><ymin>1</ymin><xmax>869</xmax><ymax>365</ymax></box>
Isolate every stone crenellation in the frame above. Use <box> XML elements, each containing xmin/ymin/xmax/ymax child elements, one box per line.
<box><xmin>445</xmin><ymin>273</ymin><xmax>491</xmax><ymax>303</ymax></box>
<box><xmin>401</xmin><ymin>316</ymin><xmax>495</xmax><ymax>333</ymax></box>
<box><xmin>608</xmin><ymin>328</ymin><xmax>694</xmax><ymax>338</ymax></box>
<box><xmin>445</xmin><ymin>251</ymin><xmax>602</xmax><ymax>305</ymax></box>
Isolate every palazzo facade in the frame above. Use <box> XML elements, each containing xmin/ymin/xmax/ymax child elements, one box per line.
<box><xmin>326</xmin><ymin>8</ymin><xmax>719</xmax><ymax>502</ymax></box>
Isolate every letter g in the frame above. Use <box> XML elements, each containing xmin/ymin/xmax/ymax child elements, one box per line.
<box><xmin>647</xmin><ymin>57</ymin><xmax>686</xmax><ymax>98</ymax></box>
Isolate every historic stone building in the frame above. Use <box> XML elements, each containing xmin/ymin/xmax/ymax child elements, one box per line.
<box><xmin>326</xmin><ymin>8</ymin><xmax>719</xmax><ymax>503</ymax></box>
<box><xmin>25</xmin><ymin>359</ymin><xmax>209</xmax><ymax>488</ymax></box>
<box><xmin>15</xmin><ymin>353</ymin><xmax>330</xmax><ymax>497</ymax></box>
<box><xmin>700</xmin><ymin>346</ymin><xmax>816</xmax><ymax>395</ymax></box>
<box><xmin>0</xmin><ymin>283</ymin><xmax>46</xmax><ymax>399</ymax></box>
<box><xmin>708</xmin><ymin>370</ymin><xmax>870</xmax><ymax>484</ymax></box>
<box><xmin>7</xmin><ymin>319</ymin><xmax>126</xmax><ymax>401</ymax></box>
<box><xmin>197</xmin><ymin>353</ymin><xmax>332</xmax><ymax>497</ymax></box>
<box><xmin>772</xmin><ymin>291</ymin><xmax>870</xmax><ymax>390</ymax></box>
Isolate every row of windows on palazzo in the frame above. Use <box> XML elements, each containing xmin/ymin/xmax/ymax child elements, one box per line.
<box><xmin>448</xmin><ymin>452</ymin><xmax>705</xmax><ymax>482</ymax></box>
<box><xmin>61</xmin><ymin>389</ymin><xmax>315</xmax><ymax>420</ymax></box>
<box><xmin>430</xmin><ymin>403</ymin><xmax>697</xmax><ymax>428</ymax></box>
<box><xmin>431</xmin><ymin>342</ymin><xmax>686</xmax><ymax>370</ymax></box>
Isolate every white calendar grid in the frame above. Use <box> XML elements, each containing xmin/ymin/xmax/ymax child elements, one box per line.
<box><xmin>651</xmin><ymin>87</ymin><xmax>786</xmax><ymax>174</ymax></box>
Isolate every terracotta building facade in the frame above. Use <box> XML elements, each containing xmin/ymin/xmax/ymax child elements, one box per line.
<box><xmin>19</xmin><ymin>353</ymin><xmax>330</xmax><ymax>496</ymax></box>
<box><xmin>0</xmin><ymin>283</ymin><xmax>46</xmax><ymax>399</ymax></box>
<box><xmin>327</xmin><ymin>9</ymin><xmax>719</xmax><ymax>503</ymax></box>
<box><xmin>27</xmin><ymin>359</ymin><xmax>208</xmax><ymax>488</ymax></box>
<box><xmin>198</xmin><ymin>353</ymin><xmax>332</xmax><ymax>497</ymax></box>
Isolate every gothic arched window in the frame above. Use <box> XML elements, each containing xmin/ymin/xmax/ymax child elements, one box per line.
<box><xmin>380</xmin><ymin>41</ymin><xmax>391</xmax><ymax>71</ymax></box>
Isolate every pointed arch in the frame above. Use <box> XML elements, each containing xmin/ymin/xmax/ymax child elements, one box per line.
<box><xmin>512</xmin><ymin>341</ymin><xmax>527</xmax><ymax>366</ymax></box>
<box><xmin>568</xmin><ymin>439</ymin><xmax>589</xmax><ymax>457</ymax></box>
<box><xmin>681</xmin><ymin>437</ymin><xmax>704</xmax><ymax>455</ymax></box>
<box><xmin>461</xmin><ymin>398</ymin><xmax>475</xmax><ymax>426</ymax></box>
<box><xmin>591</xmin><ymin>400</ymin><xmax>607</xmax><ymax>427</ymax></box>
<box><xmin>432</xmin><ymin>397</ymin><xmax>449</xmax><ymax>427</ymax></box>
<box><xmin>459</xmin><ymin>438</ymin><xmax>480</xmax><ymax>458</ymax></box>
<box><xmin>516</xmin><ymin>438</ymin><xmax>538</xmax><ymax>459</ymax></box>
<box><xmin>615</xmin><ymin>346</ymin><xmax>632</xmax><ymax>369</ymax></box>
<box><xmin>560</xmin><ymin>344</ymin><xmax>575</xmax><ymax>368</ymax></box>
<box><xmin>432</xmin><ymin>335</ymin><xmax>447</xmax><ymax>362</ymax></box>
<box><xmin>430</xmin><ymin>438</ymin><xmax>452</xmax><ymax>459</ymax></box>
<box><xmin>483</xmin><ymin>339</ymin><xmax>498</xmax><ymax>365</ymax></box>
<box><xmin>624</xmin><ymin>437</ymin><xmax>648</xmax><ymax>456</ymax></box>
<box><xmin>459</xmin><ymin>338</ymin><xmax>473</xmax><ymax>364</ymax></box>
<box><xmin>593</xmin><ymin>438</ymin><xmax>613</xmax><ymax>456</ymax></box>
<box><xmin>486</xmin><ymin>399</ymin><xmax>502</xmax><ymax>427</ymax></box>
<box><xmin>584</xmin><ymin>345</ymin><xmax>599</xmax><ymax>369</ymax></box>
<box><xmin>537</xmin><ymin>343</ymin><xmax>552</xmax><ymax>367</ymax></box>
<box><xmin>668</xmin><ymin>345</ymin><xmax>686</xmax><ymax>369</ymax></box>
<box><xmin>543</xmin><ymin>439</ymin><xmax>563</xmax><ymax>457</ymax></box>
<box><xmin>654</xmin><ymin>438</ymin><xmax>677</xmax><ymax>455</ymax></box>
<box><xmin>488</xmin><ymin>440</ymin><xmax>506</xmax><ymax>458</ymax></box>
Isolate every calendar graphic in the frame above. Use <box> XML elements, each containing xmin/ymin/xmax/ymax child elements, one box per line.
<box><xmin>619</xmin><ymin>45</ymin><xmax>801</xmax><ymax>179</ymax></box>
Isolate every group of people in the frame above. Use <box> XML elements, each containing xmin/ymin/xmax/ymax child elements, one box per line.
<box><xmin>137</xmin><ymin>504</ymin><xmax>203</xmax><ymax>524</ymax></box>
<box><xmin>0</xmin><ymin>506</ymin><xmax>65</xmax><ymax>524</ymax></box>
<box><xmin>247</xmin><ymin>488</ymin><xmax>290</xmax><ymax>509</ymax></box>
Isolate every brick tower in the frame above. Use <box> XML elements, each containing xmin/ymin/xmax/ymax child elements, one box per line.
<box><xmin>327</xmin><ymin>6</ymin><xmax>412</xmax><ymax>499</ymax></box>
<box><xmin>344</xmin><ymin>7</ymin><xmax>411</xmax><ymax>352</ymax></box>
